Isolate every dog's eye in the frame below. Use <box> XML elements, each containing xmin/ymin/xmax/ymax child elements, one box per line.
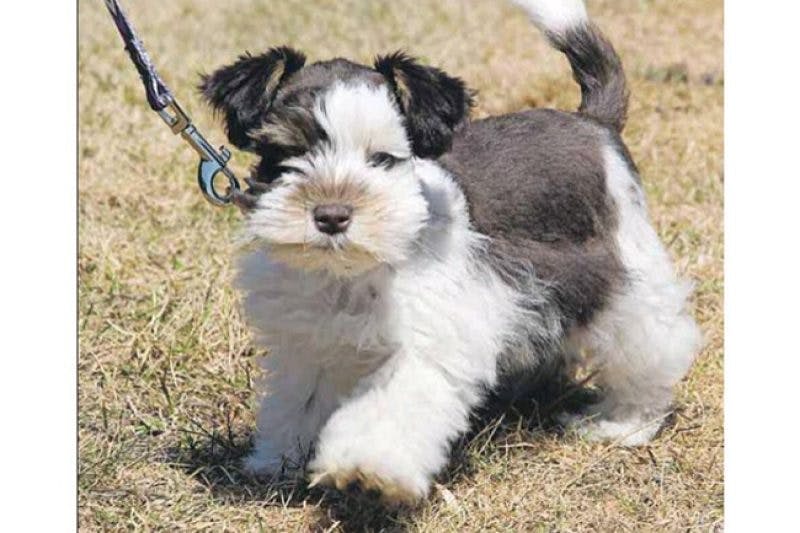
<box><xmin>276</xmin><ymin>164</ymin><xmax>306</xmax><ymax>176</ymax></box>
<box><xmin>368</xmin><ymin>152</ymin><xmax>406</xmax><ymax>169</ymax></box>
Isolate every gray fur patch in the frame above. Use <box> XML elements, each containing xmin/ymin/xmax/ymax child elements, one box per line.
<box><xmin>251</xmin><ymin>106</ymin><xmax>325</xmax><ymax>151</ymax></box>
<box><xmin>439</xmin><ymin>109</ymin><xmax>625</xmax><ymax>327</ymax></box>
<box><xmin>274</xmin><ymin>58</ymin><xmax>386</xmax><ymax>107</ymax></box>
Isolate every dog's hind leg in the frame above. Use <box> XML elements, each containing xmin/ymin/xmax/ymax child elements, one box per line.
<box><xmin>564</xmin><ymin>274</ymin><xmax>702</xmax><ymax>445</ymax></box>
<box><xmin>563</xmin><ymin>146</ymin><xmax>703</xmax><ymax>445</ymax></box>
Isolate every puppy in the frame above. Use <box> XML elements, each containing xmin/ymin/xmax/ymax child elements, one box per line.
<box><xmin>200</xmin><ymin>0</ymin><xmax>702</xmax><ymax>503</ymax></box>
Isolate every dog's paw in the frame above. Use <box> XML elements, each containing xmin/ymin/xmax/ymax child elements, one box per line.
<box><xmin>558</xmin><ymin>411</ymin><xmax>661</xmax><ymax>446</ymax></box>
<box><xmin>308</xmin><ymin>463</ymin><xmax>423</xmax><ymax>505</ymax></box>
<box><xmin>307</xmin><ymin>444</ymin><xmax>430</xmax><ymax>505</ymax></box>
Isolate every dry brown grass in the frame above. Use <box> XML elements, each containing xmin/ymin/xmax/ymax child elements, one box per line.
<box><xmin>78</xmin><ymin>0</ymin><xmax>723</xmax><ymax>530</ymax></box>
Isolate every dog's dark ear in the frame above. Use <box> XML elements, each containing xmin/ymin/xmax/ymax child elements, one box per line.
<box><xmin>375</xmin><ymin>52</ymin><xmax>473</xmax><ymax>158</ymax></box>
<box><xmin>200</xmin><ymin>46</ymin><xmax>306</xmax><ymax>151</ymax></box>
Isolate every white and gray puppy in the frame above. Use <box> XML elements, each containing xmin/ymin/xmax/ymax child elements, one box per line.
<box><xmin>200</xmin><ymin>0</ymin><xmax>702</xmax><ymax>503</ymax></box>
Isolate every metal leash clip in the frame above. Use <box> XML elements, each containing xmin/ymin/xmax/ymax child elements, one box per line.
<box><xmin>105</xmin><ymin>0</ymin><xmax>240</xmax><ymax>206</ymax></box>
<box><xmin>157</xmin><ymin>100</ymin><xmax>240</xmax><ymax>206</ymax></box>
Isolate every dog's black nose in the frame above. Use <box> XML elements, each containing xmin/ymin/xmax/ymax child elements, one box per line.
<box><xmin>313</xmin><ymin>204</ymin><xmax>353</xmax><ymax>235</ymax></box>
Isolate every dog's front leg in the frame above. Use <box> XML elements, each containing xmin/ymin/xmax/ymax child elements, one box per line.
<box><xmin>308</xmin><ymin>347</ymin><xmax>490</xmax><ymax>504</ymax></box>
<box><xmin>244</xmin><ymin>358</ymin><xmax>328</xmax><ymax>477</ymax></box>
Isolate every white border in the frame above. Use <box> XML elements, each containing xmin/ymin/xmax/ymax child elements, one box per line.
<box><xmin>1</xmin><ymin>0</ymin><xmax>798</xmax><ymax>528</ymax></box>
<box><xmin>726</xmin><ymin>1</ymin><xmax>800</xmax><ymax>530</ymax></box>
<box><xmin>0</xmin><ymin>0</ymin><xmax>76</xmax><ymax>528</ymax></box>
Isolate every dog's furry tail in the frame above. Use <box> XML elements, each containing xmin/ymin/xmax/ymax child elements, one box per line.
<box><xmin>511</xmin><ymin>0</ymin><xmax>629</xmax><ymax>132</ymax></box>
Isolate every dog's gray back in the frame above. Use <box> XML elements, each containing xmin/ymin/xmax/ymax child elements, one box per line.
<box><xmin>440</xmin><ymin>110</ymin><xmax>629</xmax><ymax>327</ymax></box>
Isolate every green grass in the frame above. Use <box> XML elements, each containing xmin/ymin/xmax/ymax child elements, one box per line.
<box><xmin>79</xmin><ymin>0</ymin><xmax>723</xmax><ymax>529</ymax></box>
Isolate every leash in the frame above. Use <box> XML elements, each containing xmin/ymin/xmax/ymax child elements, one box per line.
<box><xmin>103</xmin><ymin>0</ymin><xmax>240</xmax><ymax>206</ymax></box>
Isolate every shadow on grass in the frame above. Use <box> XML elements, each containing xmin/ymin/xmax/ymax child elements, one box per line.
<box><xmin>162</xmin><ymin>425</ymin><xmax>418</xmax><ymax>531</ymax></box>
<box><xmin>162</xmin><ymin>364</ymin><xmax>602</xmax><ymax>531</ymax></box>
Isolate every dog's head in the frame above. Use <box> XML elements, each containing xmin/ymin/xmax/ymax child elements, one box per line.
<box><xmin>200</xmin><ymin>47</ymin><xmax>472</xmax><ymax>277</ymax></box>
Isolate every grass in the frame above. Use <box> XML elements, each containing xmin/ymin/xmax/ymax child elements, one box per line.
<box><xmin>78</xmin><ymin>0</ymin><xmax>723</xmax><ymax>530</ymax></box>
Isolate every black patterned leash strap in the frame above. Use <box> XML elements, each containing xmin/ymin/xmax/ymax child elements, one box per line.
<box><xmin>103</xmin><ymin>0</ymin><xmax>240</xmax><ymax>206</ymax></box>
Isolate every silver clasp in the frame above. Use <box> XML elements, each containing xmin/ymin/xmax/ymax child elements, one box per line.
<box><xmin>157</xmin><ymin>100</ymin><xmax>240</xmax><ymax>206</ymax></box>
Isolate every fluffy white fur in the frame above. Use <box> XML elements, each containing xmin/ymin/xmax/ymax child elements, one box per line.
<box><xmin>512</xmin><ymin>0</ymin><xmax>589</xmax><ymax>35</ymax></box>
